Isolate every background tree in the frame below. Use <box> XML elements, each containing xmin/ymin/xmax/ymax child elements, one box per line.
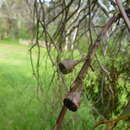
<box><xmin>0</xmin><ymin>0</ymin><xmax>34</xmax><ymax>39</ymax></box>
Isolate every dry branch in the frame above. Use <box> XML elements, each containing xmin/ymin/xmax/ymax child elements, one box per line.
<box><xmin>115</xmin><ymin>0</ymin><xmax>130</xmax><ymax>32</ymax></box>
<box><xmin>54</xmin><ymin>10</ymin><xmax>121</xmax><ymax>130</ymax></box>
<box><xmin>32</xmin><ymin>1</ymin><xmax>130</xmax><ymax>130</ymax></box>
<box><xmin>95</xmin><ymin>112</ymin><xmax>130</xmax><ymax>129</ymax></box>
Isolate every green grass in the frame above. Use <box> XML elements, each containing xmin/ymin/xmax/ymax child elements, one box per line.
<box><xmin>0</xmin><ymin>39</ymin><xmax>129</xmax><ymax>130</ymax></box>
<box><xmin>0</xmin><ymin>41</ymin><xmax>36</xmax><ymax>129</ymax></box>
<box><xmin>0</xmin><ymin>40</ymin><xmax>101</xmax><ymax>130</ymax></box>
<box><xmin>0</xmin><ymin>41</ymin><xmax>52</xmax><ymax>130</ymax></box>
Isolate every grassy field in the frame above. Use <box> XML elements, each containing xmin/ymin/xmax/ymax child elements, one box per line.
<box><xmin>0</xmin><ymin>40</ymin><xmax>96</xmax><ymax>130</ymax></box>
<box><xmin>0</xmin><ymin>39</ymin><xmax>129</xmax><ymax>130</ymax></box>
<box><xmin>0</xmin><ymin>40</ymin><xmax>55</xmax><ymax>130</ymax></box>
<box><xmin>0</xmin><ymin>41</ymin><xmax>39</xmax><ymax>130</ymax></box>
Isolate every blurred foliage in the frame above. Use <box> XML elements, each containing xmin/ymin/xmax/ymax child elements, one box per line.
<box><xmin>84</xmin><ymin>41</ymin><xmax>130</xmax><ymax>120</ymax></box>
<box><xmin>0</xmin><ymin>0</ymin><xmax>34</xmax><ymax>40</ymax></box>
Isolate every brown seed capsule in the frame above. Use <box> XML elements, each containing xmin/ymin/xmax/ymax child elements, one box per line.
<box><xmin>58</xmin><ymin>59</ymin><xmax>80</xmax><ymax>74</ymax></box>
<box><xmin>63</xmin><ymin>91</ymin><xmax>81</xmax><ymax>112</ymax></box>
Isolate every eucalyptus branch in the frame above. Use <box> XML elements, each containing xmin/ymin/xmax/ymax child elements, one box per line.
<box><xmin>46</xmin><ymin>0</ymin><xmax>74</xmax><ymax>26</ymax></box>
<box><xmin>54</xmin><ymin>10</ymin><xmax>120</xmax><ymax>130</ymax></box>
<box><xmin>97</xmin><ymin>0</ymin><xmax>109</xmax><ymax>16</ymax></box>
<box><xmin>115</xmin><ymin>0</ymin><xmax>130</xmax><ymax>32</ymax></box>
<box><xmin>94</xmin><ymin>112</ymin><xmax>130</xmax><ymax>128</ymax></box>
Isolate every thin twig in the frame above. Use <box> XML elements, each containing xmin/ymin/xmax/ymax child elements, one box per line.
<box><xmin>115</xmin><ymin>0</ymin><xmax>130</xmax><ymax>32</ymax></box>
<box><xmin>54</xmin><ymin>12</ymin><xmax>120</xmax><ymax>130</ymax></box>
